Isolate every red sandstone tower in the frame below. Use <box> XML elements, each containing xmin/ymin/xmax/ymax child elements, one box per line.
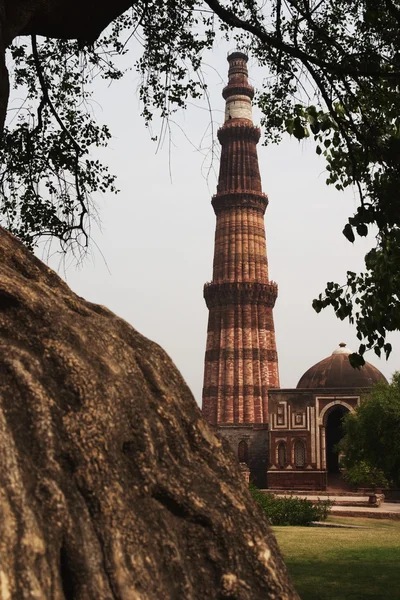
<box><xmin>202</xmin><ymin>52</ymin><xmax>279</xmax><ymax>436</ymax></box>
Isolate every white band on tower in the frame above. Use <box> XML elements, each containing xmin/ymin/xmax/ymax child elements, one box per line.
<box><xmin>225</xmin><ymin>95</ymin><xmax>253</xmax><ymax>122</ymax></box>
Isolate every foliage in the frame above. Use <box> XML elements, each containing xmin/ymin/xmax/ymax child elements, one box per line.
<box><xmin>339</xmin><ymin>372</ymin><xmax>400</xmax><ymax>488</ymax></box>
<box><xmin>3</xmin><ymin>35</ymin><xmax>121</xmax><ymax>250</ymax></box>
<box><xmin>250</xmin><ymin>485</ymin><xmax>332</xmax><ymax>526</ymax></box>
<box><xmin>341</xmin><ymin>460</ymin><xmax>388</xmax><ymax>489</ymax></box>
<box><xmin>3</xmin><ymin>0</ymin><xmax>400</xmax><ymax>356</ymax></box>
<box><xmin>4</xmin><ymin>4</ymin><xmax>215</xmax><ymax>251</ymax></box>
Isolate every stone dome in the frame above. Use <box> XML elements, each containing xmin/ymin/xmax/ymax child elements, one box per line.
<box><xmin>297</xmin><ymin>343</ymin><xmax>387</xmax><ymax>389</ymax></box>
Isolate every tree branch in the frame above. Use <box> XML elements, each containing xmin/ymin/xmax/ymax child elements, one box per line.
<box><xmin>14</xmin><ymin>0</ymin><xmax>134</xmax><ymax>45</ymax></box>
<box><xmin>203</xmin><ymin>0</ymin><xmax>400</xmax><ymax>79</ymax></box>
<box><xmin>31</xmin><ymin>34</ymin><xmax>83</xmax><ymax>154</ymax></box>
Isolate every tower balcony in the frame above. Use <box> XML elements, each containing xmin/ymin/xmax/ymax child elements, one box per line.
<box><xmin>217</xmin><ymin>122</ymin><xmax>261</xmax><ymax>143</ymax></box>
<box><xmin>203</xmin><ymin>281</ymin><xmax>278</xmax><ymax>309</ymax></box>
<box><xmin>222</xmin><ymin>84</ymin><xmax>255</xmax><ymax>100</ymax></box>
<box><xmin>212</xmin><ymin>190</ymin><xmax>268</xmax><ymax>215</ymax></box>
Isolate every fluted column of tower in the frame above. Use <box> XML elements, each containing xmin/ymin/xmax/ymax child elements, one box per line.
<box><xmin>202</xmin><ymin>51</ymin><xmax>279</xmax><ymax>426</ymax></box>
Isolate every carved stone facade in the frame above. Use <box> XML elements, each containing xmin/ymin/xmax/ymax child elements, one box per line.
<box><xmin>268</xmin><ymin>388</ymin><xmax>361</xmax><ymax>489</ymax></box>
<box><xmin>202</xmin><ymin>52</ymin><xmax>279</xmax><ymax>449</ymax></box>
<box><xmin>266</xmin><ymin>344</ymin><xmax>387</xmax><ymax>490</ymax></box>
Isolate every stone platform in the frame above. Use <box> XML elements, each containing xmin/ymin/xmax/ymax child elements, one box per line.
<box><xmin>329</xmin><ymin>503</ymin><xmax>400</xmax><ymax>519</ymax></box>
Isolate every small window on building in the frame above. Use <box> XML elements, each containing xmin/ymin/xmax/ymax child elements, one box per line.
<box><xmin>295</xmin><ymin>413</ymin><xmax>302</xmax><ymax>425</ymax></box>
<box><xmin>294</xmin><ymin>440</ymin><xmax>306</xmax><ymax>468</ymax></box>
<box><xmin>277</xmin><ymin>404</ymin><xmax>285</xmax><ymax>425</ymax></box>
<box><xmin>238</xmin><ymin>440</ymin><xmax>249</xmax><ymax>464</ymax></box>
<box><xmin>278</xmin><ymin>442</ymin><xmax>286</xmax><ymax>468</ymax></box>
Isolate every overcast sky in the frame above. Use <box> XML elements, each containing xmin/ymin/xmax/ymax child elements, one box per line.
<box><xmin>34</xmin><ymin>41</ymin><xmax>400</xmax><ymax>405</ymax></box>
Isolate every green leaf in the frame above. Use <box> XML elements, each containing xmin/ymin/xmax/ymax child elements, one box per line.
<box><xmin>312</xmin><ymin>299</ymin><xmax>323</xmax><ymax>313</ymax></box>
<box><xmin>293</xmin><ymin>116</ymin><xmax>305</xmax><ymax>139</ymax></box>
<box><xmin>356</xmin><ymin>223</ymin><xmax>368</xmax><ymax>237</ymax></box>
<box><xmin>285</xmin><ymin>118</ymin><xmax>294</xmax><ymax>135</ymax></box>
<box><xmin>384</xmin><ymin>343</ymin><xmax>392</xmax><ymax>359</ymax></box>
<box><xmin>343</xmin><ymin>224</ymin><xmax>355</xmax><ymax>243</ymax></box>
<box><xmin>349</xmin><ymin>353</ymin><xmax>365</xmax><ymax>369</ymax></box>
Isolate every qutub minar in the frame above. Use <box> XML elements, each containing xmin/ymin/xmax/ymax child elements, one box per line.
<box><xmin>202</xmin><ymin>51</ymin><xmax>279</xmax><ymax>486</ymax></box>
<box><xmin>202</xmin><ymin>52</ymin><xmax>386</xmax><ymax>490</ymax></box>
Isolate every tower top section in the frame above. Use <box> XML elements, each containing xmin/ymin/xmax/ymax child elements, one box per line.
<box><xmin>223</xmin><ymin>51</ymin><xmax>254</xmax><ymax>124</ymax></box>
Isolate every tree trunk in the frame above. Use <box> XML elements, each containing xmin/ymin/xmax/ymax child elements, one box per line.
<box><xmin>4</xmin><ymin>0</ymin><xmax>134</xmax><ymax>43</ymax></box>
<box><xmin>0</xmin><ymin>3</ymin><xmax>298</xmax><ymax>597</ymax></box>
<box><xmin>0</xmin><ymin>226</ymin><xmax>298</xmax><ymax>599</ymax></box>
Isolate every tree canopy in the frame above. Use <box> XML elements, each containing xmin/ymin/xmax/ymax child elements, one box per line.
<box><xmin>339</xmin><ymin>373</ymin><xmax>400</xmax><ymax>488</ymax></box>
<box><xmin>2</xmin><ymin>0</ymin><xmax>400</xmax><ymax>362</ymax></box>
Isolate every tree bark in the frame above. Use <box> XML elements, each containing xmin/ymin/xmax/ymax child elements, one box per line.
<box><xmin>0</xmin><ymin>3</ymin><xmax>299</xmax><ymax>597</ymax></box>
<box><xmin>0</xmin><ymin>226</ymin><xmax>298</xmax><ymax>599</ymax></box>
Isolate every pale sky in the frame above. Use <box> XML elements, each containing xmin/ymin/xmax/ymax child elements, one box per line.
<box><xmin>33</xmin><ymin>41</ymin><xmax>399</xmax><ymax>404</ymax></box>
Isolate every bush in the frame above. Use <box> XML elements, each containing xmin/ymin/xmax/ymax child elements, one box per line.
<box><xmin>342</xmin><ymin>460</ymin><xmax>389</xmax><ymax>489</ymax></box>
<box><xmin>339</xmin><ymin>375</ymin><xmax>400</xmax><ymax>489</ymax></box>
<box><xmin>250</xmin><ymin>485</ymin><xmax>332</xmax><ymax>526</ymax></box>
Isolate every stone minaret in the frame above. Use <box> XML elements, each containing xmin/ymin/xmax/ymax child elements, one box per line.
<box><xmin>202</xmin><ymin>51</ymin><xmax>279</xmax><ymax>430</ymax></box>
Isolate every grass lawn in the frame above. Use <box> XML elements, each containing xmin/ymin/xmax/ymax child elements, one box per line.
<box><xmin>273</xmin><ymin>517</ymin><xmax>400</xmax><ymax>600</ymax></box>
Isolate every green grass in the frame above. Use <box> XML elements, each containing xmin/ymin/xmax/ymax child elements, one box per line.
<box><xmin>273</xmin><ymin>517</ymin><xmax>400</xmax><ymax>600</ymax></box>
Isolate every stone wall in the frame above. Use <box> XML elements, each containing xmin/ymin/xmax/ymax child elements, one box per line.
<box><xmin>267</xmin><ymin>470</ymin><xmax>327</xmax><ymax>490</ymax></box>
<box><xmin>218</xmin><ymin>424</ymin><xmax>269</xmax><ymax>488</ymax></box>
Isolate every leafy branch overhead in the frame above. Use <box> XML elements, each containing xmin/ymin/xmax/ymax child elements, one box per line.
<box><xmin>2</xmin><ymin>0</ymin><xmax>400</xmax><ymax>359</ymax></box>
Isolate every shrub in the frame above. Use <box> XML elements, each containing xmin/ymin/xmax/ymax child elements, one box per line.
<box><xmin>342</xmin><ymin>460</ymin><xmax>389</xmax><ymax>489</ymax></box>
<box><xmin>250</xmin><ymin>485</ymin><xmax>332</xmax><ymax>526</ymax></box>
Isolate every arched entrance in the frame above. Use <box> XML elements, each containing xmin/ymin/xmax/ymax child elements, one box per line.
<box><xmin>326</xmin><ymin>405</ymin><xmax>348</xmax><ymax>475</ymax></box>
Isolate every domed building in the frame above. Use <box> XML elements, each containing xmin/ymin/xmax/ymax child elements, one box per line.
<box><xmin>267</xmin><ymin>343</ymin><xmax>387</xmax><ymax>490</ymax></box>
